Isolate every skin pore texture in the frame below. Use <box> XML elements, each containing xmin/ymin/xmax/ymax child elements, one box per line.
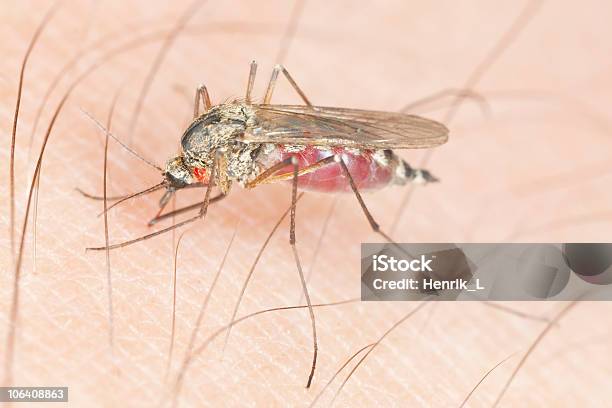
<box><xmin>2</xmin><ymin>1</ymin><xmax>612</xmax><ymax>406</ymax></box>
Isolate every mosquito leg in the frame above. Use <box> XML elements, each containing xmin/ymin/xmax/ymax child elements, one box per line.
<box><xmin>400</xmin><ymin>88</ymin><xmax>491</xmax><ymax>118</ymax></box>
<box><xmin>335</xmin><ymin>158</ymin><xmax>419</xmax><ymax>268</ymax></box>
<box><xmin>245</xmin><ymin>157</ymin><xmax>295</xmax><ymax>188</ymax></box>
<box><xmin>336</xmin><ymin>155</ymin><xmax>396</xmax><ymax>245</ymax></box>
<box><xmin>198</xmin><ymin>155</ymin><xmax>219</xmax><ymax>218</ymax></box>
<box><xmin>300</xmin><ymin>195</ymin><xmax>338</xmax><ymax>303</ymax></box>
<box><xmin>245</xmin><ymin>60</ymin><xmax>257</xmax><ymax>104</ymax></box>
<box><xmin>263</xmin><ymin>66</ymin><xmax>280</xmax><ymax>105</ymax></box>
<box><xmin>76</xmin><ymin>188</ymin><xmax>134</xmax><ymax>202</ymax></box>
<box><xmin>221</xmin><ymin>193</ymin><xmax>304</xmax><ymax>357</ymax></box>
<box><xmin>193</xmin><ymin>84</ymin><xmax>212</xmax><ymax>118</ymax></box>
<box><xmin>263</xmin><ymin>64</ymin><xmax>312</xmax><ymax>106</ymax></box>
<box><xmin>221</xmin><ymin>156</ymin><xmax>336</xmax><ymax>366</ymax></box>
<box><xmin>288</xmin><ymin>156</ymin><xmax>318</xmax><ymax>388</ymax></box>
<box><xmin>242</xmin><ymin>154</ymin><xmax>329</xmax><ymax>388</ymax></box>
<box><xmin>96</xmin><ymin>182</ymin><xmax>166</xmax><ymax>217</ymax></box>
<box><xmin>148</xmin><ymin>193</ymin><xmax>226</xmax><ymax>226</ymax></box>
<box><xmin>153</xmin><ymin>189</ymin><xmax>177</xmax><ymax>222</ymax></box>
<box><xmin>257</xmin><ymin>156</ymin><xmax>336</xmax><ymax>185</ymax></box>
<box><xmin>151</xmin><ymin>180</ymin><xmax>213</xmax><ymax>225</ymax></box>
<box><xmin>336</xmin><ymin>159</ymin><xmax>418</xmax><ymax>264</ymax></box>
<box><xmin>279</xmin><ymin>65</ymin><xmax>312</xmax><ymax>106</ymax></box>
<box><xmin>246</xmin><ymin>155</ymin><xmax>336</xmax><ymax>189</ymax></box>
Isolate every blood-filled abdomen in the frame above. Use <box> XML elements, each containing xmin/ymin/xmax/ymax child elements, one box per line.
<box><xmin>257</xmin><ymin>144</ymin><xmax>400</xmax><ymax>193</ymax></box>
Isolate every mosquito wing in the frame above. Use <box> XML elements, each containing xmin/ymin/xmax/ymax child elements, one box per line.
<box><xmin>241</xmin><ymin>104</ymin><xmax>448</xmax><ymax>149</ymax></box>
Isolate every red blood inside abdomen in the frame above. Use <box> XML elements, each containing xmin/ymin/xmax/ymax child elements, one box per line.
<box><xmin>273</xmin><ymin>146</ymin><xmax>393</xmax><ymax>193</ymax></box>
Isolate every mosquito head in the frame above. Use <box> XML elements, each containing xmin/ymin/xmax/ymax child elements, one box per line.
<box><xmin>162</xmin><ymin>156</ymin><xmax>194</xmax><ymax>190</ymax></box>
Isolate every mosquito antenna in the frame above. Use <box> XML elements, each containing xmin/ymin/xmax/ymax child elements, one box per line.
<box><xmin>80</xmin><ymin>108</ymin><xmax>163</xmax><ymax>171</ymax></box>
<box><xmin>97</xmin><ymin>181</ymin><xmax>166</xmax><ymax>216</ymax></box>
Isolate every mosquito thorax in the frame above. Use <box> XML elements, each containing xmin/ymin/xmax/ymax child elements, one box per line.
<box><xmin>181</xmin><ymin>102</ymin><xmax>255</xmax><ymax>169</ymax></box>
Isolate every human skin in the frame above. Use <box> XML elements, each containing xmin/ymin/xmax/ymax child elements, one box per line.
<box><xmin>1</xmin><ymin>0</ymin><xmax>612</xmax><ymax>406</ymax></box>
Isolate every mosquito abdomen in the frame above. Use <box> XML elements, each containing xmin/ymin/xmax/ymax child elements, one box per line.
<box><xmin>259</xmin><ymin>144</ymin><xmax>398</xmax><ymax>193</ymax></box>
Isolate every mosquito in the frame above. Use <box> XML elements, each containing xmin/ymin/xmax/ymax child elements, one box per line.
<box><xmin>87</xmin><ymin>61</ymin><xmax>448</xmax><ymax>388</ymax></box>
<box><xmin>88</xmin><ymin>60</ymin><xmax>447</xmax><ymax>250</ymax></box>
